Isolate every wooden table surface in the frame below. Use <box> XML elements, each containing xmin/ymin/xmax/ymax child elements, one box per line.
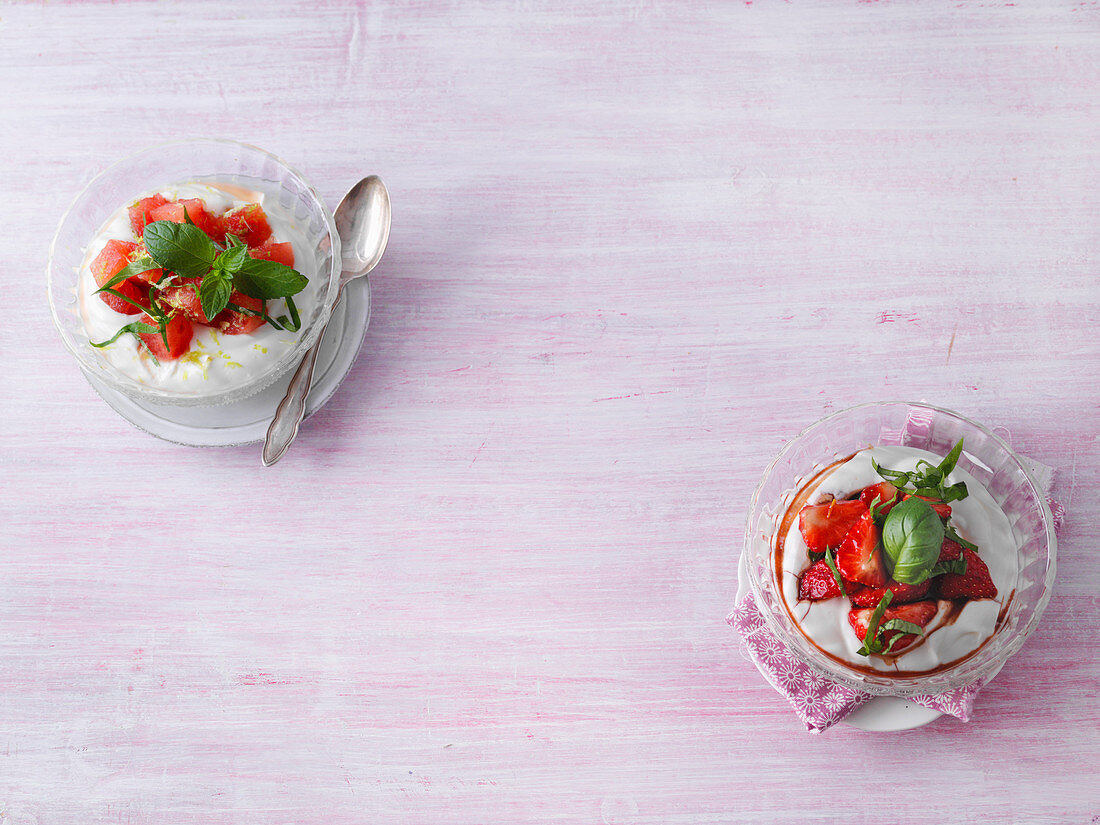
<box><xmin>2</xmin><ymin>2</ymin><xmax>1098</xmax><ymax>823</ymax></box>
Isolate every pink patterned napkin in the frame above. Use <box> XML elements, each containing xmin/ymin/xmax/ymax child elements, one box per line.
<box><xmin>730</xmin><ymin>449</ymin><xmax>1063</xmax><ymax>733</ymax></box>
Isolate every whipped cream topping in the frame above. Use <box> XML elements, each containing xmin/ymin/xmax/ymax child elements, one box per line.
<box><xmin>78</xmin><ymin>182</ymin><xmax>319</xmax><ymax>394</ymax></box>
<box><xmin>779</xmin><ymin>445</ymin><xmax>1019</xmax><ymax>674</ymax></box>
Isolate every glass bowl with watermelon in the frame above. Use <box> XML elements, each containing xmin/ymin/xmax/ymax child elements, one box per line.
<box><xmin>743</xmin><ymin>402</ymin><xmax>1057</xmax><ymax>697</ymax></box>
<box><xmin>47</xmin><ymin>139</ymin><xmax>342</xmax><ymax>406</ymax></box>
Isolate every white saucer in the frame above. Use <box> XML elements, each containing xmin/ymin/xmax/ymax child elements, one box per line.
<box><xmin>734</xmin><ymin>552</ymin><xmax>943</xmax><ymax>732</ymax></box>
<box><xmin>83</xmin><ymin>276</ymin><xmax>371</xmax><ymax>447</ymax></box>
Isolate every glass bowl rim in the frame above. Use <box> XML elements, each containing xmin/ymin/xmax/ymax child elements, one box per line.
<box><xmin>47</xmin><ymin>137</ymin><xmax>342</xmax><ymax>407</ymax></box>
<box><xmin>743</xmin><ymin>400</ymin><xmax>1058</xmax><ymax>696</ymax></box>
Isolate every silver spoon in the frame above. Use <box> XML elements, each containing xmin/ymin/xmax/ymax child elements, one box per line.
<box><xmin>262</xmin><ymin>176</ymin><xmax>391</xmax><ymax>466</ymax></box>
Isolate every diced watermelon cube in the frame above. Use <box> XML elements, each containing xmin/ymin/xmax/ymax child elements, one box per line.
<box><xmin>248</xmin><ymin>239</ymin><xmax>294</xmax><ymax>267</ymax></box>
<box><xmin>89</xmin><ymin>239</ymin><xmax>139</xmax><ymax>287</ymax></box>
<box><xmin>212</xmin><ymin>292</ymin><xmax>265</xmax><ymax>335</ymax></box>
<box><xmin>99</xmin><ymin>278</ymin><xmax>149</xmax><ymax>315</ymax></box>
<box><xmin>128</xmin><ymin>194</ymin><xmax>169</xmax><ymax>236</ymax></box>
<box><xmin>138</xmin><ymin>312</ymin><xmax>193</xmax><ymax>360</ymax></box>
<box><xmin>149</xmin><ymin>198</ymin><xmax>222</xmax><ymax>241</ymax></box>
<box><xmin>221</xmin><ymin>203</ymin><xmax>272</xmax><ymax>247</ymax></box>
<box><xmin>129</xmin><ymin>242</ymin><xmax>165</xmax><ymax>284</ymax></box>
<box><xmin>159</xmin><ymin>277</ymin><xmax>211</xmax><ymax>325</ymax></box>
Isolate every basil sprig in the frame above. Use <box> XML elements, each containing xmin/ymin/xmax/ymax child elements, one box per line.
<box><xmin>856</xmin><ymin>590</ymin><xmax>894</xmax><ymax>656</ymax></box>
<box><xmin>881</xmin><ymin>496</ymin><xmax>945</xmax><ymax>584</ymax></box>
<box><xmin>872</xmin><ymin>438</ymin><xmax>969</xmax><ymax>504</ymax></box>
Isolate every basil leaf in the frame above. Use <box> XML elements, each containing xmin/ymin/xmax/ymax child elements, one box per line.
<box><xmin>90</xmin><ymin>320</ymin><xmax>159</xmax><ymax>348</ymax></box>
<box><xmin>224</xmin><ymin>232</ymin><xmax>245</xmax><ymax>248</ymax></box>
<box><xmin>881</xmin><ymin>496</ymin><xmax>944</xmax><ymax>584</ymax></box>
<box><xmin>930</xmin><ymin>557</ymin><xmax>968</xmax><ymax>577</ymax></box>
<box><xmin>881</xmin><ymin>618</ymin><xmax>925</xmax><ymax>636</ymax></box>
<box><xmin>945</xmin><ymin>524</ymin><xmax>978</xmax><ymax>552</ymax></box>
<box><xmin>199</xmin><ymin>270</ymin><xmax>233</xmax><ymax>321</ymax></box>
<box><xmin>939</xmin><ymin>481</ymin><xmax>969</xmax><ymax>503</ymax></box>
<box><xmin>143</xmin><ymin>220</ymin><xmax>216</xmax><ymax>278</ymax></box>
<box><xmin>232</xmin><ymin>257</ymin><xmax>308</xmax><ymax>299</ymax></box>
<box><xmin>856</xmin><ymin>590</ymin><xmax>894</xmax><ymax>656</ymax></box>
<box><xmin>872</xmin><ymin>459</ymin><xmax>912</xmax><ymax>486</ymax></box>
<box><xmin>823</xmin><ymin>547</ymin><xmax>848</xmax><ymax>601</ymax></box>
<box><xmin>938</xmin><ymin>439</ymin><xmax>964</xmax><ymax>477</ymax></box>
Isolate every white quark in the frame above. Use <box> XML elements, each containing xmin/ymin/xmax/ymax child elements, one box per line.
<box><xmin>780</xmin><ymin>445</ymin><xmax>1019</xmax><ymax>673</ymax></box>
<box><xmin>78</xmin><ymin>182</ymin><xmax>319</xmax><ymax>394</ymax></box>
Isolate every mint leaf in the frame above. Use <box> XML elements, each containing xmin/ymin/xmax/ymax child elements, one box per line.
<box><xmin>881</xmin><ymin>497</ymin><xmax>944</xmax><ymax>584</ymax></box>
<box><xmin>232</xmin><ymin>257</ymin><xmax>308</xmax><ymax>299</ymax></box>
<box><xmin>95</xmin><ymin>257</ymin><xmax>159</xmax><ymax>292</ymax></box>
<box><xmin>143</xmin><ymin>220</ymin><xmax>216</xmax><ymax>278</ymax></box>
<box><xmin>199</xmin><ymin>269</ymin><xmax>233</xmax><ymax>321</ymax></box>
<box><xmin>90</xmin><ymin>320</ymin><xmax>159</xmax><ymax>348</ymax></box>
<box><xmin>218</xmin><ymin>243</ymin><xmax>250</xmax><ymax>272</ymax></box>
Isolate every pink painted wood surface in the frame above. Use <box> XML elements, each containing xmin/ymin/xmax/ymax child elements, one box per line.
<box><xmin>1</xmin><ymin>1</ymin><xmax>1098</xmax><ymax>822</ymax></box>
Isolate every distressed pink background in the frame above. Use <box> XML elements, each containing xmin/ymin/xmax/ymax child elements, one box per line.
<box><xmin>2</xmin><ymin>1</ymin><xmax>1098</xmax><ymax>823</ymax></box>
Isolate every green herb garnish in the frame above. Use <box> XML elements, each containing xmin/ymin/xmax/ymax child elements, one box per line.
<box><xmin>881</xmin><ymin>496</ymin><xmax>945</xmax><ymax>585</ymax></box>
<box><xmin>856</xmin><ymin>590</ymin><xmax>894</xmax><ymax>656</ymax></box>
<box><xmin>823</xmin><ymin>547</ymin><xmax>849</xmax><ymax>601</ymax></box>
<box><xmin>880</xmin><ymin>618</ymin><xmax>926</xmax><ymax>654</ymax></box>
<box><xmin>96</xmin><ymin>216</ymin><xmax>310</xmax><ymax>354</ymax></box>
<box><xmin>872</xmin><ymin>438</ymin><xmax>969</xmax><ymax>504</ymax></box>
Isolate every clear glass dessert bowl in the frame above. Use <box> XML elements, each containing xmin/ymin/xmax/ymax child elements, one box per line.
<box><xmin>743</xmin><ymin>402</ymin><xmax>1057</xmax><ymax>696</ymax></box>
<box><xmin>47</xmin><ymin>139</ymin><xmax>341</xmax><ymax>407</ymax></box>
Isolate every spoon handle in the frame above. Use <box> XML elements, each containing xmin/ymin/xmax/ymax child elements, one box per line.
<box><xmin>262</xmin><ymin>311</ymin><xmax>333</xmax><ymax>466</ymax></box>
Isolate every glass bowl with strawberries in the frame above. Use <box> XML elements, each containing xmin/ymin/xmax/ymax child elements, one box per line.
<box><xmin>48</xmin><ymin>139</ymin><xmax>341</xmax><ymax>406</ymax></box>
<box><xmin>743</xmin><ymin>402</ymin><xmax>1057</xmax><ymax>696</ymax></box>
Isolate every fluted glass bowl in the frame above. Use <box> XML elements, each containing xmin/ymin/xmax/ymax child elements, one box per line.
<box><xmin>47</xmin><ymin>139</ymin><xmax>341</xmax><ymax>407</ymax></box>
<box><xmin>743</xmin><ymin>402</ymin><xmax>1057</xmax><ymax>696</ymax></box>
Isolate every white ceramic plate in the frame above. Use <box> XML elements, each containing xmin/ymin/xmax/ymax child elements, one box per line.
<box><xmin>82</xmin><ymin>275</ymin><xmax>370</xmax><ymax>447</ymax></box>
<box><xmin>734</xmin><ymin>551</ymin><xmax>943</xmax><ymax>732</ymax></box>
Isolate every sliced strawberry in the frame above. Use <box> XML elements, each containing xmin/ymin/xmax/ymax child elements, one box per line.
<box><xmin>160</xmin><ymin>277</ymin><xmax>211</xmax><ymax>325</ymax></box>
<box><xmin>149</xmin><ymin>198</ymin><xmax>222</xmax><ymax>241</ymax></box>
<box><xmin>849</xmin><ymin>600</ymin><xmax>937</xmax><ymax>653</ymax></box>
<box><xmin>935</xmin><ymin>547</ymin><xmax>997</xmax><ymax>600</ymax></box>
<box><xmin>859</xmin><ymin>481</ymin><xmax>899</xmax><ymax>514</ymax></box>
<box><xmin>248</xmin><ymin>239</ymin><xmax>294</xmax><ymax>267</ymax></box>
<box><xmin>851</xmin><ymin>578</ymin><xmax>931</xmax><ymax>607</ymax></box>
<box><xmin>221</xmin><ymin>203</ymin><xmax>272</xmax><ymax>246</ymax></box>
<box><xmin>137</xmin><ymin>312</ymin><xmax>193</xmax><ymax>360</ymax></box>
<box><xmin>211</xmin><ymin>292</ymin><xmax>265</xmax><ymax>335</ymax></box>
<box><xmin>797</xmin><ymin>499</ymin><xmax>867</xmax><ymax>555</ymax></box>
<box><xmin>835</xmin><ymin>509</ymin><xmax>886</xmax><ymax>587</ymax></box>
<box><xmin>128</xmin><ymin>194</ymin><xmax>169</xmax><ymax>236</ymax></box>
<box><xmin>938</xmin><ymin>538</ymin><xmax>964</xmax><ymax>562</ymax></box>
<box><xmin>89</xmin><ymin>239</ymin><xmax>139</xmax><ymax>287</ymax></box>
<box><xmin>798</xmin><ymin>560</ymin><xmax>844</xmax><ymax>601</ymax></box>
<box><xmin>904</xmin><ymin>493</ymin><xmax>952</xmax><ymax>520</ymax></box>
